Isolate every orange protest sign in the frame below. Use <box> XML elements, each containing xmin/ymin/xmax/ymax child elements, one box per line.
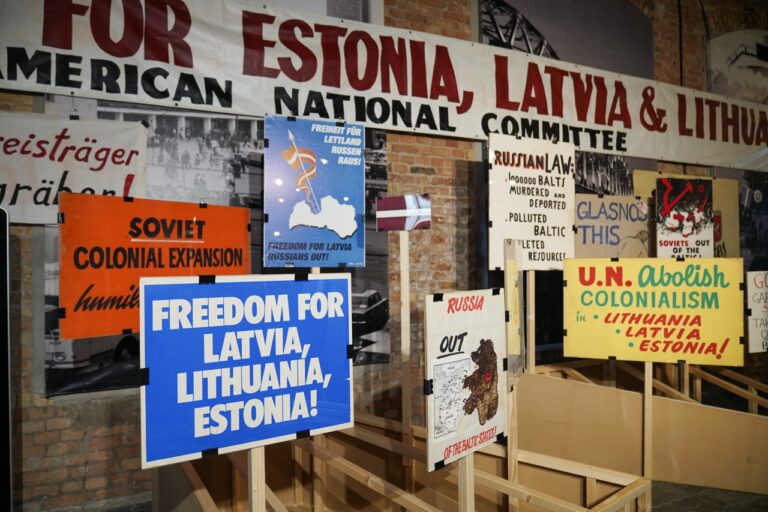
<box><xmin>59</xmin><ymin>193</ymin><xmax>250</xmax><ymax>339</ymax></box>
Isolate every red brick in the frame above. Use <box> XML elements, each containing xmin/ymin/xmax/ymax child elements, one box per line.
<box><xmin>21</xmin><ymin>420</ymin><xmax>46</xmax><ymax>433</ymax></box>
<box><xmin>120</xmin><ymin>457</ymin><xmax>141</xmax><ymax>470</ymax></box>
<box><xmin>86</xmin><ymin>426</ymin><xmax>113</xmax><ymax>438</ymax></box>
<box><xmin>116</xmin><ymin>445</ymin><xmax>140</xmax><ymax>459</ymax></box>
<box><xmin>33</xmin><ymin>431</ymin><xmax>60</xmax><ymax>444</ymax></box>
<box><xmin>87</xmin><ymin>436</ymin><xmax>119</xmax><ymax>450</ymax></box>
<box><xmin>62</xmin><ymin>454</ymin><xmax>87</xmax><ymax>467</ymax></box>
<box><xmin>61</xmin><ymin>429</ymin><xmax>85</xmax><ymax>442</ymax></box>
<box><xmin>23</xmin><ymin>468</ymin><xmax>68</xmax><ymax>486</ymax></box>
<box><xmin>84</xmin><ymin>462</ymin><xmax>109</xmax><ymax>475</ymax></box>
<box><xmin>45</xmin><ymin>492</ymin><xmax>85</xmax><ymax>509</ymax></box>
<box><xmin>85</xmin><ymin>476</ymin><xmax>108</xmax><ymax>490</ymax></box>
<box><xmin>45</xmin><ymin>440</ymin><xmax>81</xmax><ymax>456</ymax></box>
<box><xmin>60</xmin><ymin>480</ymin><xmax>84</xmax><ymax>493</ymax></box>
<box><xmin>45</xmin><ymin>417</ymin><xmax>74</xmax><ymax>430</ymax></box>
<box><xmin>21</xmin><ymin>483</ymin><xmax>50</xmax><ymax>501</ymax></box>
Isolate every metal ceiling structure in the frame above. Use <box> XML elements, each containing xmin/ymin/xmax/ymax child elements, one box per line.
<box><xmin>480</xmin><ymin>0</ymin><xmax>559</xmax><ymax>59</ymax></box>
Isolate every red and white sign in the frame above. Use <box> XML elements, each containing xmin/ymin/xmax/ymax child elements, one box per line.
<box><xmin>424</xmin><ymin>289</ymin><xmax>507</xmax><ymax>471</ymax></box>
<box><xmin>376</xmin><ymin>194</ymin><xmax>431</xmax><ymax>231</ymax></box>
<box><xmin>0</xmin><ymin>2</ymin><xmax>766</xmax><ymax>170</ymax></box>
<box><xmin>0</xmin><ymin>112</ymin><xmax>146</xmax><ymax>224</ymax></box>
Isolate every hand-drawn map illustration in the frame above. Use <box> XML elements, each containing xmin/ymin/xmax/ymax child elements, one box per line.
<box><xmin>433</xmin><ymin>359</ymin><xmax>470</xmax><ymax>438</ymax></box>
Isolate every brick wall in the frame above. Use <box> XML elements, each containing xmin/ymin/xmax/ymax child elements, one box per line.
<box><xmin>4</xmin><ymin>94</ymin><xmax>150</xmax><ymax>511</ymax></box>
<box><xmin>703</xmin><ymin>0</ymin><xmax>768</xmax><ymax>35</ymax></box>
<box><xmin>352</xmin><ymin>0</ymin><xmax>478</xmax><ymax>426</ymax></box>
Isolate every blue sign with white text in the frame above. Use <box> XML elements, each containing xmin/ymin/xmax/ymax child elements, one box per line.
<box><xmin>263</xmin><ymin>115</ymin><xmax>365</xmax><ymax>268</ymax></box>
<box><xmin>140</xmin><ymin>274</ymin><xmax>353</xmax><ymax>468</ymax></box>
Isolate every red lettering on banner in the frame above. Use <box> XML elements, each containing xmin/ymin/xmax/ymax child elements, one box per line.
<box><xmin>241</xmin><ymin>14</ymin><xmax>465</xmax><ymax>104</ymax></box>
<box><xmin>593</xmin><ymin>76</ymin><xmax>607</xmax><ymax>125</ymax></box>
<box><xmin>91</xmin><ymin>0</ymin><xmax>144</xmax><ymax>58</ymax></box>
<box><xmin>43</xmin><ymin>0</ymin><xmax>89</xmax><ymax>50</ymax></box>
<box><xmin>705</xmin><ymin>99</ymin><xmax>719</xmax><ymax>140</ymax></box>
<box><xmin>694</xmin><ymin>97</ymin><xmax>705</xmax><ymax>138</ymax></box>
<box><xmin>144</xmin><ymin>0</ymin><xmax>193</xmax><ymax>67</ymax></box>
<box><xmin>408</xmin><ymin>40</ymin><xmax>428</xmax><ymax>99</ymax></box>
<box><xmin>494</xmin><ymin>55</ymin><xmax>519</xmax><ymax>110</ymax></box>
<box><xmin>741</xmin><ymin>107</ymin><xmax>755</xmax><ymax>145</ymax></box>
<box><xmin>678</xmin><ymin>93</ymin><xmax>693</xmax><ymax>136</ymax></box>
<box><xmin>42</xmin><ymin>0</ymin><xmax>192</xmax><ymax>67</ymax></box>
<box><xmin>676</xmin><ymin>95</ymin><xmax>768</xmax><ymax>146</ymax></box>
<box><xmin>759</xmin><ymin>111</ymin><xmax>768</xmax><ymax>145</ymax></box>
<box><xmin>345</xmin><ymin>31</ymin><xmax>378</xmax><ymax>91</ymax></box>
<box><xmin>607</xmin><ymin>82</ymin><xmax>631</xmax><ymax>128</ymax></box>
<box><xmin>380</xmin><ymin>37</ymin><xmax>407</xmax><ymax>95</ymax></box>
<box><xmin>494</xmin><ymin>60</ymin><xmax>632</xmax><ymax>128</ymax></box>
<box><xmin>571</xmin><ymin>72</ymin><xmax>592</xmax><ymax>122</ymax></box>
<box><xmin>520</xmin><ymin>63</ymin><xmax>548</xmax><ymax>115</ymax></box>
<box><xmin>242</xmin><ymin>12</ymin><xmax>280</xmax><ymax>78</ymax></box>
<box><xmin>278</xmin><ymin>20</ymin><xmax>317</xmax><ymax>82</ymax></box>
<box><xmin>544</xmin><ymin>66</ymin><xmax>568</xmax><ymax>117</ymax></box>
<box><xmin>314</xmin><ymin>24</ymin><xmax>347</xmax><ymax>88</ymax></box>
<box><xmin>429</xmin><ymin>46</ymin><xmax>459</xmax><ymax>103</ymax></box>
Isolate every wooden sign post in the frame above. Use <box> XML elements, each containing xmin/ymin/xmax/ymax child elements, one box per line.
<box><xmin>643</xmin><ymin>362</ymin><xmax>653</xmax><ymax>511</ymax></box>
<box><xmin>458</xmin><ymin>454</ymin><xmax>475</xmax><ymax>511</ymax></box>
<box><xmin>525</xmin><ymin>271</ymin><xmax>536</xmax><ymax>374</ymax></box>
<box><xmin>248</xmin><ymin>447</ymin><xmax>266</xmax><ymax>512</ymax></box>
<box><xmin>400</xmin><ymin>230</ymin><xmax>414</xmax><ymax>492</ymax></box>
<box><xmin>376</xmin><ymin>194</ymin><xmax>432</xmax><ymax>495</ymax></box>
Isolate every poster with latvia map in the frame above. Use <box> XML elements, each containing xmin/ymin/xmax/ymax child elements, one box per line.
<box><xmin>263</xmin><ymin>115</ymin><xmax>365</xmax><ymax>268</ymax></box>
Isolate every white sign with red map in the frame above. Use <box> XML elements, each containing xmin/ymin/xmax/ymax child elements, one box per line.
<box><xmin>424</xmin><ymin>288</ymin><xmax>508</xmax><ymax>471</ymax></box>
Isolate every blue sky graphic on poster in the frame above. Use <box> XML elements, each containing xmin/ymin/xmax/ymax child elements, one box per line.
<box><xmin>264</xmin><ymin>116</ymin><xmax>365</xmax><ymax>267</ymax></box>
<box><xmin>140</xmin><ymin>275</ymin><xmax>353</xmax><ymax>468</ymax></box>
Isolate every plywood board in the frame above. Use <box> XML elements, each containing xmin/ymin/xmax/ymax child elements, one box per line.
<box><xmin>517</xmin><ymin>373</ymin><xmax>768</xmax><ymax>495</ymax></box>
<box><xmin>517</xmin><ymin>374</ymin><xmax>642</xmax><ymax>476</ymax></box>
<box><xmin>652</xmin><ymin>396</ymin><xmax>768</xmax><ymax>493</ymax></box>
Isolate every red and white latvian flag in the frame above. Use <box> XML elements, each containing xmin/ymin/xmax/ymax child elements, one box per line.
<box><xmin>282</xmin><ymin>138</ymin><xmax>318</xmax><ymax>203</ymax></box>
<box><xmin>376</xmin><ymin>194</ymin><xmax>432</xmax><ymax>231</ymax></box>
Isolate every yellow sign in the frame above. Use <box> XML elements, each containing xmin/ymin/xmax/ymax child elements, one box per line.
<box><xmin>564</xmin><ymin>258</ymin><xmax>744</xmax><ymax>366</ymax></box>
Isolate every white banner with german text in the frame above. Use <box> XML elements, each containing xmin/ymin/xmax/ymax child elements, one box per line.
<box><xmin>0</xmin><ymin>111</ymin><xmax>147</xmax><ymax>224</ymax></box>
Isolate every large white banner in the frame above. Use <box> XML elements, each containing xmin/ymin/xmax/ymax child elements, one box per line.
<box><xmin>0</xmin><ymin>112</ymin><xmax>146</xmax><ymax>224</ymax></box>
<box><xmin>424</xmin><ymin>289</ymin><xmax>507</xmax><ymax>472</ymax></box>
<box><xmin>0</xmin><ymin>2</ymin><xmax>766</xmax><ymax>171</ymax></box>
<box><xmin>488</xmin><ymin>135</ymin><xmax>575</xmax><ymax>270</ymax></box>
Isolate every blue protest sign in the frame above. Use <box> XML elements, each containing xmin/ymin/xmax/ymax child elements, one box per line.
<box><xmin>263</xmin><ymin>115</ymin><xmax>365</xmax><ymax>268</ymax></box>
<box><xmin>140</xmin><ymin>274</ymin><xmax>353</xmax><ymax>468</ymax></box>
